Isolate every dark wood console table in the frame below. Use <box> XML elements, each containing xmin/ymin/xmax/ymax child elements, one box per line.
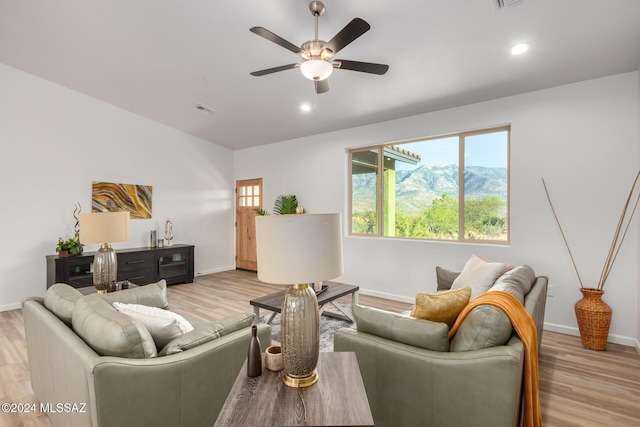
<box><xmin>46</xmin><ymin>244</ymin><xmax>194</xmax><ymax>289</ymax></box>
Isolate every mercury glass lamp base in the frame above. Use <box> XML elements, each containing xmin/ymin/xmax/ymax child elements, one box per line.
<box><xmin>93</xmin><ymin>243</ymin><xmax>117</xmax><ymax>294</ymax></box>
<box><xmin>281</xmin><ymin>283</ymin><xmax>320</xmax><ymax>388</ymax></box>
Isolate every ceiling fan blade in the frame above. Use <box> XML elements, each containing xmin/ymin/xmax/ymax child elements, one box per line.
<box><xmin>250</xmin><ymin>63</ymin><xmax>299</xmax><ymax>77</ymax></box>
<box><xmin>324</xmin><ymin>18</ymin><xmax>370</xmax><ymax>55</ymax></box>
<box><xmin>334</xmin><ymin>60</ymin><xmax>389</xmax><ymax>75</ymax></box>
<box><xmin>315</xmin><ymin>80</ymin><xmax>329</xmax><ymax>94</ymax></box>
<box><xmin>250</xmin><ymin>27</ymin><xmax>301</xmax><ymax>55</ymax></box>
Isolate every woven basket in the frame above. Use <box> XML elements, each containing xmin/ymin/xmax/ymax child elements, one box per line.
<box><xmin>574</xmin><ymin>288</ymin><xmax>611</xmax><ymax>351</ymax></box>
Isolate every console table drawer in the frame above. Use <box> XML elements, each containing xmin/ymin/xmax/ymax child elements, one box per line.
<box><xmin>117</xmin><ymin>267</ymin><xmax>157</xmax><ymax>284</ymax></box>
<box><xmin>117</xmin><ymin>253</ymin><xmax>154</xmax><ymax>271</ymax></box>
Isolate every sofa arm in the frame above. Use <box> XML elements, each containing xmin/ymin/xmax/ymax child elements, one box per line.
<box><xmin>335</xmin><ymin>328</ymin><xmax>524</xmax><ymax>427</ymax></box>
<box><xmin>526</xmin><ymin>276</ymin><xmax>548</xmax><ymax>349</ymax></box>
<box><xmin>86</xmin><ymin>324</ymin><xmax>271</xmax><ymax>427</ymax></box>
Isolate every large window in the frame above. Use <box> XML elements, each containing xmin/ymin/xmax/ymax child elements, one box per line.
<box><xmin>349</xmin><ymin>126</ymin><xmax>509</xmax><ymax>243</ymax></box>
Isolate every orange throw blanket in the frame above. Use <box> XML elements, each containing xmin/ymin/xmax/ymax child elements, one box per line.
<box><xmin>448</xmin><ymin>291</ymin><xmax>542</xmax><ymax>427</ymax></box>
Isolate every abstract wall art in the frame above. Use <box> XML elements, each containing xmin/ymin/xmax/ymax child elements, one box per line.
<box><xmin>91</xmin><ymin>182</ymin><xmax>153</xmax><ymax>219</ymax></box>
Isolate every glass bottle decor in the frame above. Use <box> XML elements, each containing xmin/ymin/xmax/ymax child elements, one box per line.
<box><xmin>247</xmin><ymin>325</ymin><xmax>262</xmax><ymax>377</ymax></box>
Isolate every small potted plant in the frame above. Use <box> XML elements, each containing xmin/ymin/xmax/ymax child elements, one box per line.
<box><xmin>255</xmin><ymin>195</ymin><xmax>303</xmax><ymax>216</ymax></box>
<box><xmin>56</xmin><ymin>235</ymin><xmax>83</xmax><ymax>257</ymax></box>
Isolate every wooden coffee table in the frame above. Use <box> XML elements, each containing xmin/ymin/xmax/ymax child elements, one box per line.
<box><xmin>250</xmin><ymin>281</ymin><xmax>359</xmax><ymax>325</ymax></box>
<box><xmin>214</xmin><ymin>352</ymin><xmax>373</xmax><ymax>427</ymax></box>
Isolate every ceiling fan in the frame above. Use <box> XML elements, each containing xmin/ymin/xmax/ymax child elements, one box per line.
<box><xmin>249</xmin><ymin>1</ymin><xmax>389</xmax><ymax>94</ymax></box>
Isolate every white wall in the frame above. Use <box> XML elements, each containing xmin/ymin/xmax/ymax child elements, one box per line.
<box><xmin>0</xmin><ymin>63</ymin><xmax>236</xmax><ymax>310</ymax></box>
<box><xmin>637</xmin><ymin>66</ymin><xmax>640</xmax><ymax>353</ymax></box>
<box><xmin>235</xmin><ymin>72</ymin><xmax>640</xmax><ymax>345</ymax></box>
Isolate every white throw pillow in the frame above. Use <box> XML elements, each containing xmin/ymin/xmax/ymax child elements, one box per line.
<box><xmin>113</xmin><ymin>302</ymin><xmax>194</xmax><ymax>349</ymax></box>
<box><xmin>451</xmin><ymin>255</ymin><xmax>513</xmax><ymax>299</ymax></box>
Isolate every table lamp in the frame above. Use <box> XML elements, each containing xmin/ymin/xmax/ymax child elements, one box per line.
<box><xmin>255</xmin><ymin>213</ymin><xmax>343</xmax><ymax>388</ymax></box>
<box><xmin>79</xmin><ymin>211</ymin><xmax>131</xmax><ymax>294</ymax></box>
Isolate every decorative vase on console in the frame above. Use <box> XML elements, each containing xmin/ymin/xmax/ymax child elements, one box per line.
<box><xmin>164</xmin><ymin>219</ymin><xmax>173</xmax><ymax>247</ymax></box>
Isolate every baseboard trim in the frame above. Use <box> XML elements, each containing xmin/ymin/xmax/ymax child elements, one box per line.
<box><xmin>0</xmin><ymin>302</ymin><xmax>21</xmax><ymax>312</ymax></box>
<box><xmin>636</xmin><ymin>338</ymin><xmax>640</xmax><ymax>355</ymax></box>
<box><xmin>196</xmin><ymin>266</ymin><xmax>236</xmax><ymax>276</ymax></box>
<box><xmin>358</xmin><ymin>288</ymin><xmax>414</xmax><ymax>304</ymax></box>
<box><xmin>543</xmin><ymin>321</ymin><xmax>636</xmax><ymax>347</ymax></box>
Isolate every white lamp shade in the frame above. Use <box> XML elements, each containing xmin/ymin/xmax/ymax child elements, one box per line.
<box><xmin>255</xmin><ymin>213</ymin><xmax>343</xmax><ymax>285</ymax></box>
<box><xmin>79</xmin><ymin>211</ymin><xmax>131</xmax><ymax>244</ymax></box>
<box><xmin>300</xmin><ymin>60</ymin><xmax>334</xmax><ymax>81</ymax></box>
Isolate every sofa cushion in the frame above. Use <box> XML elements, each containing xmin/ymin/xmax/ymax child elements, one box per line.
<box><xmin>436</xmin><ymin>266</ymin><xmax>460</xmax><ymax>291</ymax></box>
<box><xmin>355</xmin><ymin>304</ymin><xmax>450</xmax><ymax>351</ymax></box>
<box><xmin>113</xmin><ymin>302</ymin><xmax>194</xmax><ymax>349</ymax></box>
<box><xmin>410</xmin><ymin>287</ymin><xmax>472</xmax><ymax>328</ymax></box>
<box><xmin>159</xmin><ymin>312</ymin><xmax>255</xmax><ymax>356</ymax></box>
<box><xmin>44</xmin><ymin>283</ymin><xmax>83</xmax><ymax>324</ymax></box>
<box><xmin>491</xmin><ymin>265</ymin><xmax>536</xmax><ymax>301</ymax></box>
<box><xmin>72</xmin><ymin>294</ymin><xmax>157</xmax><ymax>358</ymax></box>
<box><xmin>98</xmin><ymin>279</ymin><xmax>169</xmax><ymax>309</ymax></box>
<box><xmin>450</xmin><ymin>265</ymin><xmax>536</xmax><ymax>352</ymax></box>
<box><xmin>449</xmin><ymin>305</ymin><xmax>513</xmax><ymax>352</ymax></box>
<box><xmin>451</xmin><ymin>255</ymin><xmax>513</xmax><ymax>299</ymax></box>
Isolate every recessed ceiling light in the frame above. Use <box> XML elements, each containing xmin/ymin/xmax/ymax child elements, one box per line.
<box><xmin>300</xmin><ymin>104</ymin><xmax>312</xmax><ymax>112</ymax></box>
<box><xmin>510</xmin><ymin>43</ymin><xmax>529</xmax><ymax>55</ymax></box>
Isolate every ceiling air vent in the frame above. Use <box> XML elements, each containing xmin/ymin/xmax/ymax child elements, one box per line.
<box><xmin>193</xmin><ymin>103</ymin><xmax>215</xmax><ymax>115</ymax></box>
<box><xmin>497</xmin><ymin>0</ymin><xmax>523</xmax><ymax>7</ymax></box>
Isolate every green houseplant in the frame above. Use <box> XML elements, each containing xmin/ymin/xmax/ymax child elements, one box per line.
<box><xmin>255</xmin><ymin>195</ymin><xmax>303</xmax><ymax>216</ymax></box>
<box><xmin>56</xmin><ymin>235</ymin><xmax>83</xmax><ymax>257</ymax></box>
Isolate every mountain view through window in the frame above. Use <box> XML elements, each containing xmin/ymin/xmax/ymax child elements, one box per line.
<box><xmin>350</xmin><ymin>126</ymin><xmax>509</xmax><ymax>243</ymax></box>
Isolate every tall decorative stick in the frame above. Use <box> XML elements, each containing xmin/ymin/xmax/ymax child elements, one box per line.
<box><xmin>542</xmin><ymin>178</ymin><xmax>584</xmax><ymax>288</ymax></box>
<box><xmin>598</xmin><ymin>170</ymin><xmax>640</xmax><ymax>289</ymax></box>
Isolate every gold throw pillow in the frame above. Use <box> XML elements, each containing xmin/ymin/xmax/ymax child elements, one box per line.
<box><xmin>410</xmin><ymin>287</ymin><xmax>472</xmax><ymax>328</ymax></box>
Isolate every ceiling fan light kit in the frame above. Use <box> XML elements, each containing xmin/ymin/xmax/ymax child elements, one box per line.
<box><xmin>249</xmin><ymin>1</ymin><xmax>389</xmax><ymax>94</ymax></box>
<box><xmin>300</xmin><ymin>59</ymin><xmax>333</xmax><ymax>81</ymax></box>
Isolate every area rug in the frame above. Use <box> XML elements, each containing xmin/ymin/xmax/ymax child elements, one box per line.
<box><xmin>262</xmin><ymin>302</ymin><xmax>356</xmax><ymax>352</ymax></box>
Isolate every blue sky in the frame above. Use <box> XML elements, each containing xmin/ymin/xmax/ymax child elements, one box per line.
<box><xmin>395</xmin><ymin>131</ymin><xmax>508</xmax><ymax>170</ymax></box>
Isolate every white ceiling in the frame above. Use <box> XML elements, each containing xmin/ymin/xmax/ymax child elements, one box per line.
<box><xmin>1</xmin><ymin>0</ymin><xmax>639</xmax><ymax>150</ymax></box>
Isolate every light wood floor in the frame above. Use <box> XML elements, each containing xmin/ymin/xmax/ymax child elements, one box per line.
<box><xmin>1</xmin><ymin>269</ymin><xmax>639</xmax><ymax>426</ymax></box>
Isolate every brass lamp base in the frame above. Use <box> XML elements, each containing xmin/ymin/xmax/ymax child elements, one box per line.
<box><xmin>283</xmin><ymin>369</ymin><xmax>318</xmax><ymax>388</ymax></box>
<box><xmin>95</xmin><ymin>289</ymin><xmax>108</xmax><ymax>295</ymax></box>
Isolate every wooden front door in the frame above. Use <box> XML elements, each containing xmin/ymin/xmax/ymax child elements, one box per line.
<box><xmin>235</xmin><ymin>178</ymin><xmax>262</xmax><ymax>271</ymax></box>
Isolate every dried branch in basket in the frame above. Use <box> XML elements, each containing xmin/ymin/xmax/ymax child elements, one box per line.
<box><xmin>542</xmin><ymin>178</ymin><xmax>584</xmax><ymax>288</ymax></box>
<box><xmin>598</xmin><ymin>170</ymin><xmax>640</xmax><ymax>289</ymax></box>
<box><xmin>543</xmin><ymin>171</ymin><xmax>640</xmax><ymax>290</ymax></box>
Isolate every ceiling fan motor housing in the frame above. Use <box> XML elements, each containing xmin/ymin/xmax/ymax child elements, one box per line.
<box><xmin>301</xmin><ymin>40</ymin><xmax>333</xmax><ymax>61</ymax></box>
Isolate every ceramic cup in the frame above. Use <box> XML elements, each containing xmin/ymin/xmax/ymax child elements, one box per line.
<box><xmin>264</xmin><ymin>345</ymin><xmax>284</xmax><ymax>371</ymax></box>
